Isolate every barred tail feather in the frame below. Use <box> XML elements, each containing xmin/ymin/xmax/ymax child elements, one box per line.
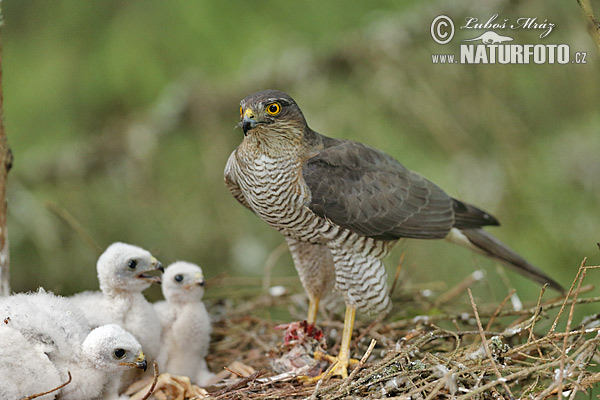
<box><xmin>450</xmin><ymin>228</ymin><xmax>564</xmax><ymax>292</ymax></box>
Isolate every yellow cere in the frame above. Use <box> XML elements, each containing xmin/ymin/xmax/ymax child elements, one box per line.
<box><xmin>243</xmin><ymin>108</ymin><xmax>255</xmax><ymax>118</ymax></box>
<box><xmin>136</xmin><ymin>351</ymin><xmax>145</xmax><ymax>362</ymax></box>
<box><xmin>195</xmin><ymin>272</ymin><xmax>204</xmax><ymax>280</ymax></box>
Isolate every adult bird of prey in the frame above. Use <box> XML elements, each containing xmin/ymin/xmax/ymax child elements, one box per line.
<box><xmin>224</xmin><ymin>89</ymin><xmax>563</xmax><ymax>377</ymax></box>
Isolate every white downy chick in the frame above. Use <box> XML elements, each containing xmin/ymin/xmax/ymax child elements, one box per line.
<box><xmin>75</xmin><ymin>324</ymin><xmax>147</xmax><ymax>399</ymax></box>
<box><xmin>71</xmin><ymin>242</ymin><xmax>164</xmax><ymax>372</ymax></box>
<box><xmin>0</xmin><ymin>291</ymin><xmax>147</xmax><ymax>399</ymax></box>
<box><xmin>0</xmin><ymin>325</ymin><xmax>62</xmax><ymax>400</ymax></box>
<box><xmin>154</xmin><ymin>261</ymin><xmax>214</xmax><ymax>386</ymax></box>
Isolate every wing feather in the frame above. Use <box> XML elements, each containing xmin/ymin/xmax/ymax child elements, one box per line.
<box><xmin>303</xmin><ymin>137</ymin><xmax>455</xmax><ymax>240</ymax></box>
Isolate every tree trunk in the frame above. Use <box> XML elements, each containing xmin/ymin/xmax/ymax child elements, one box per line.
<box><xmin>0</xmin><ymin>6</ymin><xmax>13</xmax><ymax>296</ymax></box>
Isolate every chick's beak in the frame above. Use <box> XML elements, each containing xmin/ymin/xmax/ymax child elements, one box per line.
<box><xmin>136</xmin><ymin>257</ymin><xmax>164</xmax><ymax>284</ymax></box>
<box><xmin>120</xmin><ymin>351</ymin><xmax>147</xmax><ymax>371</ymax></box>
<box><xmin>242</xmin><ymin>108</ymin><xmax>258</xmax><ymax>135</ymax></box>
<box><xmin>137</xmin><ymin>359</ymin><xmax>148</xmax><ymax>372</ymax></box>
<box><xmin>151</xmin><ymin>257</ymin><xmax>164</xmax><ymax>272</ymax></box>
<box><xmin>156</xmin><ymin>261</ymin><xmax>164</xmax><ymax>273</ymax></box>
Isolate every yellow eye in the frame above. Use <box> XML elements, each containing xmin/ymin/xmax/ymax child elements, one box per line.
<box><xmin>266</xmin><ymin>102</ymin><xmax>281</xmax><ymax>115</ymax></box>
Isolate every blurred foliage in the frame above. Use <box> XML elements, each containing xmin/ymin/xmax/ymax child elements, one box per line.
<box><xmin>3</xmin><ymin>0</ymin><xmax>600</xmax><ymax>322</ymax></box>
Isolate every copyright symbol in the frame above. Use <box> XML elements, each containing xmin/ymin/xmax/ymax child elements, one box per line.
<box><xmin>431</xmin><ymin>15</ymin><xmax>454</xmax><ymax>45</ymax></box>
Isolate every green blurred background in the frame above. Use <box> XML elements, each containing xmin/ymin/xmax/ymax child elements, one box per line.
<box><xmin>3</xmin><ymin>1</ymin><xmax>599</xmax><ymax>315</ymax></box>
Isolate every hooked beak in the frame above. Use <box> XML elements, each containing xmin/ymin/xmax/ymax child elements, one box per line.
<box><xmin>136</xmin><ymin>258</ymin><xmax>163</xmax><ymax>284</ymax></box>
<box><xmin>120</xmin><ymin>351</ymin><xmax>147</xmax><ymax>371</ymax></box>
<box><xmin>242</xmin><ymin>108</ymin><xmax>258</xmax><ymax>135</ymax></box>
<box><xmin>184</xmin><ymin>273</ymin><xmax>206</xmax><ymax>289</ymax></box>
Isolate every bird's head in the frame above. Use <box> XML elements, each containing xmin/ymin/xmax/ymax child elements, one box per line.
<box><xmin>97</xmin><ymin>242</ymin><xmax>163</xmax><ymax>294</ymax></box>
<box><xmin>82</xmin><ymin>324</ymin><xmax>147</xmax><ymax>372</ymax></box>
<box><xmin>238</xmin><ymin>90</ymin><xmax>308</xmax><ymax>143</ymax></box>
<box><xmin>161</xmin><ymin>261</ymin><xmax>206</xmax><ymax>304</ymax></box>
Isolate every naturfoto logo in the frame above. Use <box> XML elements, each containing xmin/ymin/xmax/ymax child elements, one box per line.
<box><xmin>430</xmin><ymin>14</ymin><xmax>586</xmax><ymax>65</ymax></box>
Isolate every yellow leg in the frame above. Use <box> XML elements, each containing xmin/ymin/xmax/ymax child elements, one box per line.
<box><xmin>307</xmin><ymin>297</ymin><xmax>320</xmax><ymax>325</ymax></box>
<box><xmin>302</xmin><ymin>306</ymin><xmax>357</xmax><ymax>383</ymax></box>
<box><xmin>333</xmin><ymin>305</ymin><xmax>356</xmax><ymax>378</ymax></box>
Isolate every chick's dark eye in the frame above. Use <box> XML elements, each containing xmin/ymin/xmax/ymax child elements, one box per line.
<box><xmin>127</xmin><ymin>260</ymin><xmax>137</xmax><ymax>270</ymax></box>
<box><xmin>114</xmin><ymin>348</ymin><xmax>126</xmax><ymax>359</ymax></box>
<box><xmin>174</xmin><ymin>274</ymin><xmax>184</xmax><ymax>283</ymax></box>
<box><xmin>266</xmin><ymin>102</ymin><xmax>281</xmax><ymax>115</ymax></box>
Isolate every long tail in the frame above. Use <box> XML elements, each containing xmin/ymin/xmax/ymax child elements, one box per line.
<box><xmin>447</xmin><ymin>227</ymin><xmax>564</xmax><ymax>292</ymax></box>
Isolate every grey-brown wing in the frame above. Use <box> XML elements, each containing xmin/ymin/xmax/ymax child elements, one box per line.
<box><xmin>303</xmin><ymin>138</ymin><xmax>457</xmax><ymax>240</ymax></box>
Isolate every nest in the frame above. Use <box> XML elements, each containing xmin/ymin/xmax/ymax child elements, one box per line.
<box><xmin>128</xmin><ymin>258</ymin><xmax>596</xmax><ymax>400</ymax></box>
<box><xmin>29</xmin><ymin>259</ymin><xmax>600</xmax><ymax>400</ymax></box>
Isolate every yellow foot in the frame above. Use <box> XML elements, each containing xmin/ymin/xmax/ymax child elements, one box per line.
<box><xmin>298</xmin><ymin>351</ymin><xmax>359</xmax><ymax>383</ymax></box>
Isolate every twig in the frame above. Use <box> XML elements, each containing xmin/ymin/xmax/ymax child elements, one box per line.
<box><xmin>458</xmin><ymin>336</ymin><xmax>597</xmax><ymax>400</ymax></box>
<box><xmin>389</xmin><ymin>252</ymin><xmax>405</xmax><ymax>297</ymax></box>
<box><xmin>23</xmin><ymin>371</ymin><xmax>72</xmax><ymax>400</ymax></box>
<box><xmin>558</xmin><ymin>259</ymin><xmax>587</xmax><ymax>399</ymax></box>
<box><xmin>434</xmin><ymin>270</ymin><xmax>484</xmax><ymax>306</ymax></box>
<box><xmin>262</xmin><ymin>241</ymin><xmax>289</xmax><ymax>293</ymax></box>
<box><xmin>485</xmin><ymin>288</ymin><xmax>516</xmax><ymax>331</ymax></box>
<box><xmin>309</xmin><ymin>358</ymin><xmax>339</xmax><ymax>400</ymax></box>
<box><xmin>338</xmin><ymin>338</ymin><xmax>377</xmax><ymax>393</ymax></box>
<box><xmin>45</xmin><ymin>201</ymin><xmax>102</xmax><ymax>254</ymax></box>
<box><xmin>527</xmin><ymin>284</ymin><xmax>547</xmax><ymax>343</ymax></box>
<box><xmin>0</xmin><ymin>0</ymin><xmax>13</xmax><ymax>297</ymax></box>
<box><xmin>577</xmin><ymin>0</ymin><xmax>600</xmax><ymax>52</ymax></box>
<box><xmin>140</xmin><ymin>361</ymin><xmax>159</xmax><ymax>400</ymax></box>
<box><xmin>424</xmin><ymin>368</ymin><xmax>456</xmax><ymax>400</ymax></box>
<box><xmin>548</xmin><ymin>262</ymin><xmax>584</xmax><ymax>336</ymax></box>
<box><xmin>468</xmin><ymin>288</ymin><xmax>514</xmax><ymax>399</ymax></box>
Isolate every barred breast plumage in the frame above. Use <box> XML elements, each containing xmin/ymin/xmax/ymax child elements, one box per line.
<box><xmin>225</xmin><ymin>131</ymin><xmax>394</xmax><ymax>315</ymax></box>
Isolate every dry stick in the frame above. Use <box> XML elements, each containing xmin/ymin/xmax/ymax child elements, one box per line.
<box><xmin>45</xmin><ymin>201</ymin><xmax>102</xmax><ymax>254</ymax></box>
<box><xmin>435</xmin><ymin>270</ymin><xmax>482</xmax><ymax>306</ymax></box>
<box><xmin>309</xmin><ymin>359</ymin><xmax>339</xmax><ymax>400</ymax></box>
<box><xmin>262</xmin><ymin>241</ymin><xmax>289</xmax><ymax>294</ymax></box>
<box><xmin>140</xmin><ymin>361</ymin><xmax>159</xmax><ymax>400</ymax></box>
<box><xmin>351</xmin><ymin>314</ymin><xmax>385</xmax><ymax>349</ymax></box>
<box><xmin>23</xmin><ymin>372</ymin><xmax>72</xmax><ymax>400</ymax></box>
<box><xmin>467</xmin><ymin>288</ymin><xmax>514</xmax><ymax>399</ymax></box>
<box><xmin>0</xmin><ymin>1</ymin><xmax>13</xmax><ymax>298</ymax></box>
<box><xmin>535</xmin><ymin>334</ymin><xmax>600</xmax><ymax>400</ymax></box>
<box><xmin>457</xmin><ymin>337</ymin><xmax>597</xmax><ymax>400</ymax></box>
<box><xmin>557</xmin><ymin>261</ymin><xmax>589</xmax><ymax>400</ymax></box>
<box><xmin>485</xmin><ymin>288</ymin><xmax>517</xmax><ymax>331</ymax></box>
<box><xmin>568</xmin><ymin>344</ymin><xmax>597</xmax><ymax>400</ymax></box>
<box><xmin>527</xmin><ymin>284</ymin><xmax>548</xmax><ymax>359</ymax></box>
<box><xmin>388</xmin><ymin>252</ymin><xmax>405</xmax><ymax>297</ymax></box>
<box><xmin>577</xmin><ymin>0</ymin><xmax>600</xmax><ymax>52</ymax></box>
<box><xmin>548</xmin><ymin>259</ymin><xmax>585</xmax><ymax>336</ymax></box>
<box><xmin>527</xmin><ymin>284</ymin><xmax>547</xmax><ymax>344</ymax></box>
<box><xmin>224</xmin><ymin>366</ymin><xmax>246</xmax><ymax>378</ymax></box>
<box><xmin>424</xmin><ymin>368</ymin><xmax>457</xmax><ymax>400</ymax></box>
<box><xmin>338</xmin><ymin>338</ymin><xmax>377</xmax><ymax>393</ymax></box>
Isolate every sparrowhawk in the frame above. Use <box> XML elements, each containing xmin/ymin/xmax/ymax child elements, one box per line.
<box><xmin>224</xmin><ymin>89</ymin><xmax>562</xmax><ymax>377</ymax></box>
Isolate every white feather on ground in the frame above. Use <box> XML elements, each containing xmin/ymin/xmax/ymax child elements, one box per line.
<box><xmin>0</xmin><ymin>290</ymin><xmax>147</xmax><ymax>399</ymax></box>
<box><xmin>154</xmin><ymin>261</ymin><xmax>215</xmax><ymax>386</ymax></box>
<box><xmin>71</xmin><ymin>242</ymin><xmax>164</xmax><ymax>387</ymax></box>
